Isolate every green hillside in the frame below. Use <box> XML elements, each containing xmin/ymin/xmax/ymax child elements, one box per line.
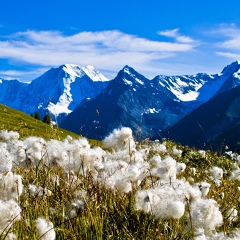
<box><xmin>0</xmin><ymin>104</ymin><xmax>79</xmax><ymax>140</ymax></box>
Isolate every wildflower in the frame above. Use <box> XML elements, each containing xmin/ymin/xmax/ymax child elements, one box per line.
<box><xmin>154</xmin><ymin>156</ymin><xmax>177</xmax><ymax>180</ymax></box>
<box><xmin>209</xmin><ymin>166</ymin><xmax>223</xmax><ymax>180</ymax></box>
<box><xmin>0</xmin><ymin>130</ymin><xmax>19</xmax><ymax>142</ymax></box>
<box><xmin>0</xmin><ymin>143</ymin><xmax>12</xmax><ymax>173</ymax></box>
<box><xmin>189</xmin><ymin>198</ymin><xmax>223</xmax><ymax>237</ymax></box>
<box><xmin>28</xmin><ymin>184</ymin><xmax>52</xmax><ymax>197</ymax></box>
<box><xmin>68</xmin><ymin>199</ymin><xmax>85</xmax><ymax>218</ymax></box>
<box><xmin>35</xmin><ymin>217</ymin><xmax>55</xmax><ymax>240</ymax></box>
<box><xmin>176</xmin><ymin>162</ymin><xmax>186</xmax><ymax>174</ymax></box>
<box><xmin>0</xmin><ymin>199</ymin><xmax>21</xmax><ymax>234</ymax></box>
<box><xmin>103</xmin><ymin>127</ymin><xmax>135</xmax><ymax>152</ymax></box>
<box><xmin>198</xmin><ymin>150</ymin><xmax>206</xmax><ymax>158</ymax></box>
<box><xmin>226</xmin><ymin>207</ymin><xmax>238</xmax><ymax>222</ymax></box>
<box><xmin>0</xmin><ymin>172</ymin><xmax>23</xmax><ymax>200</ymax></box>
<box><xmin>197</xmin><ymin>182</ymin><xmax>211</xmax><ymax>198</ymax></box>
<box><xmin>172</xmin><ymin>146</ymin><xmax>182</xmax><ymax>158</ymax></box>
<box><xmin>149</xmin><ymin>154</ymin><xmax>161</xmax><ymax>167</ymax></box>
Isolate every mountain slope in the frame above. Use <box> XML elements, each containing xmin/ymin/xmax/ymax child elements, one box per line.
<box><xmin>4</xmin><ymin>64</ymin><xmax>110</xmax><ymax>121</ymax></box>
<box><xmin>0</xmin><ymin>78</ymin><xmax>28</xmax><ymax>105</ymax></box>
<box><xmin>0</xmin><ymin>104</ymin><xmax>79</xmax><ymax>140</ymax></box>
<box><xmin>60</xmin><ymin>61</ymin><xmax>240</xmax><ymax>140</ymax></box>
<box><xmin>60</xmin><ymin>66</ymin><xmax>185</xmax><ymax>139</ymax></box>
<box><xmin>162</xmin><ymin>85</ymin><xmax>240</xmax><ymax>151</ymax></box>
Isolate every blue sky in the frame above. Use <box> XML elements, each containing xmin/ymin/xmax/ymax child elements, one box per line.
<box><xmin>1</xmin><ymin>0</ymin><xmax>240</xmax><ymax>82</ymax></box>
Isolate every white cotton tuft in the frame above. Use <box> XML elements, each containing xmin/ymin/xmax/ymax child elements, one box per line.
<box><xmin>0</xmin><ymin>130</ymin><xmax>19</xmax><ymax>142</ymax></box>
<box><xmin>189</xmin><ymin>198</ymin><xmax>223</xmax><ymax>237</ymax></box>
<box><xmin>0</xmin><ymin>199</ymin><xmax>21</xmax><ymax>234</ymax></box>
<box><xmin>198</xmin><ymin>150</ymin><xmax>206</xmax><ymax>158</ymax></box>
<box><xmin>23</xmin><ymin>137</ymin><xmax>46</xmax><ymax>166</ymax></box>
<box><xmin>103</xmin><ymin>127</ymin><xmax>135</xmax><ymax>151</ymax></box>
<box><xmin>172</xmin><ymin>146</ymin><xmax>182</xmax><ymax>158</ymax></box>
<box><xmin>209</xmin><ymin>166</ymin><xmax>223</xmax><ymax>180</ymax></box>
<box><xmin>149</xmin><ymin>154</ymin><xmax>161</xmax><ymax>167</ymax></box>
<box><xmin>230</xmin><ymin>169</ymin><xmax>240</xmax><ymax>180</ymax></box>
<box><xmin>176</xmin><ymin>162</ymin><xmax>186</xmax><ymax>174</ymax></box>
<box><xmin>28</xmin><ymin>184</ymin><xmax>52</xmax><ymax>197</ymax></box>
<box><xmin>166</xmin><ymin>201</ymin><xmax>185</xmax><ymax>219</ymax></box>
<box><xmin>197</xmin><ymin>182</ymin><xmax>211</xmax><ymax>198</ymax></box>
<box><xmin>226</xmin><ymin>207</ymin><xmax>238</xmax><ymax>222</ymax></box>
<box><xmin>151</xmin><ymin>142</ymin><xmax>167</xmax><ymax>153</ymax></box>
<box><xmin>68</xmin><ymin>199</ymin><xmax>85</xmax><ymax>218</ymax></box>
<box><xmin>35</xmin><ymin>217</ymin><xmax>56</xmax><ymax>240</ymax></box>
<box><xmin>0</xmin><ymin>172</ymin><xmax>23</xmax><ymax>200</ymax></box>
<box><xmin>154</xmin><ymin>156</ymin><xmax>177</xmax><ymax>180</ymax></box>
<box><xmin>0</xmin><ymin>143</ymin><xmax>13</xmax><ymax>173</ymax></box>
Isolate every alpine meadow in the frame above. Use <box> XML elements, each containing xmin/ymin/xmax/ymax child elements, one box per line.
<box><xmin>0</xmin><ymin>103</ymin><xmax>239</xmax><ymax>239</ymax></box>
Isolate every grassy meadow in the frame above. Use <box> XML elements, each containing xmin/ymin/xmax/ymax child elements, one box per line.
<box><xmin>0</xmin><ymin>104</ymin><xmax>239</xmax><ymax>239</ymax></box>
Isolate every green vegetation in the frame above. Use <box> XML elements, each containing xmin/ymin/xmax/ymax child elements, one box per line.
<box><xmin>0</xmin><ymin>104</ymin><xmax>239</xmax><ymax>239</ymax></box>
<box><xmin>0</xmin><ymin>104</ymin><xmax>78</xmax><ymax>140</ymax></box>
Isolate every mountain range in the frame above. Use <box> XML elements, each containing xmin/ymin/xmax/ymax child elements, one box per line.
<box><xmin>1</xmin><ymin>61</ymin><xmax>240</xmax><ymax>151</ymax></box>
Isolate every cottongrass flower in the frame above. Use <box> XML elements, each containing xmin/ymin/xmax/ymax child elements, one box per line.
<box><xmin>149</xmin><ymin>154</ymin><xmax>161</xmax><ymax>167</ymax></box>
<box><xmin>103</xmin><ymin>127</ymin><xmax>135</xmax><ymax>152</ymax></box>
<box><xmin>226</xmin><ymin>207</ymin><xmax>238</xmax><ymax>222</ymax></box>
<box><xmin>189</xmin><ymin>198</ymin><xmax>223</xmax><ymax>237</ymax></box>
<box><xmin>229</xmin><ymin>169</ymin><xmax>240</xmax><ymax>180</ymax></box>
<box><xmin>176</xmin><ymin>162</ymin><xmax>186</xmax><ymax>174</ymax></box>
<box><xmin>0</xmin><ymin>199</ymin><xmax>21</xmax><ymax>235</ymax></box>
<box><xmin>152</xmin><ymin>156</ymin><xmax>178</xmax><ymax>181</ymax></box>
<box><xmin>0</xmin><ymin>143</ymin><xmax>13</xmax><ymax>173</ymax></box>
<box><xmin>0</xmin><ymin>172</ymin><xmax>23</xmax><ymax>200</ymax></box>
<box><xmin>198</xmin><ymin>150</ymin><xmax>206</xmax><ymax>158</ymax></box>
<box><xmin>23</xmin><ymin>137</ymin><xmax>46</xmax><ymax>166</ymax></box>
<box><xmin>28</xmin><ymin>184</ymin><xmax>52</xmax><ymax>197</ymax></box>
<box><xmin>0</xmin><ymin>130</ymin><xmax>19</xmax><ymax>142</ymax></box>
<box><xmin>68</xmin><ymin>199</ymin><xmax>85</xmax><ymax>218</ymax></box>
<box><xmin>209</xmin><ymin>166</ymin><xmax>223</xmax><ymax>179</ymax></box>
<box><xmin>172</xmin><ymin>146</ymin><xmax>182</xmax><ymax>158</ymax></box>
<box><xmin>197</xmin><ymin>182</ymin><xmax>211</xmax><ymax>198</ymax></box>
<box><xmin>35</xmin><ymin>217</ymin><xmax>55</xmax><ymax>240</ymax></box>
<box><xmin>135</xmin><ymin>183</ymin><xmax>186</xmax><ymax>220</ymax></box>
<box><xmin>150</xmin><ymin>141</ymin><xmax>167</xmax><ymax>153</ymax></box>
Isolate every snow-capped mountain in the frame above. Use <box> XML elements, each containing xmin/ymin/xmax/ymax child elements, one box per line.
<box><xmin>2</xmin><ymin>64</ymin><xmax>110</xmax><ymax>121</ymax></box>
<box><xmin>61</xmin><ymin>61</ymin><xmax>240</xmax><ymax>140</ymax></box>
<box><xmin>1</xmin><ymin>61</ymin><xmax>240</xmax><ymax>145</ymax></box>
<box><xmin>162</xmin><ymin>85</ymin><xmax>240</xmax><ymax>152</ymax></box>
<box><xmin>0</xmin><ymin>78</ymin><xmax>28</xmax><ymax>105</ymax></box>
<box><xmin>152</xmin><ymin>61</ymin><xmax>240</xmax><ymax>113</ymax></box>
<box><xmin>60</xmin><ymin>65</ymin><xmax>185</xmax><ymax>139</ymax></box>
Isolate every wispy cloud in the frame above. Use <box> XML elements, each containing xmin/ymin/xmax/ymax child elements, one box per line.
<box><xmin>0</xmin><ymin>30</ymin><xmax>198</xmax><ymax>81</ymax></box>
<box><xmin>157</xmin><ymin>28</ymin><xmax>197</xmax><ymax>44</ymax></box>
<box><xmin>212</xmin><ymin>24</ymin><xmax>240</xmax><ymax>58</ymax></box>
<box><xmin>1</xmin><ymin>26</ymin><xmax>240</xmax><ymax>82</ymax></box>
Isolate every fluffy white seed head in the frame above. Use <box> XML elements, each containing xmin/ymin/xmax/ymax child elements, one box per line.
<box><xmin>35</xmin><ymin>217</ymin><xmax>55</xmax><ymax>240</ymax></box>
<box><xmin>103</xmin><ymin>127</ymin><xmax>135</xmax><ymax>151</ymax></box>
<box><xmin>209</xmin><ymin>166</ymin><xmax>223</xmax><ymax>180</ymax></box>
<box><xmin>0</xmin><ymin>199</ymin><xmax>21</xmax><ymax>233</ymax></box>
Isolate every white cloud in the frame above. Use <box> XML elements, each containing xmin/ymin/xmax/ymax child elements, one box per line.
<box><xmin>0</xmin><ymin>30</ymin><xmax>198</xmax><ymax>81</ymax></box>
<box><xmin>1</xmin><ymin>26</ymin><xmax>240</xmax><ymax>82</ymax></box>
<box><xmin>157</xmin><ymin>28</ymin><xmax>197</xmax><ymax>43</ymax></box>
<box><xmin>211</xmin><ymin>24</ymin><xmax>240</xmax><ymax>58</ymax></box>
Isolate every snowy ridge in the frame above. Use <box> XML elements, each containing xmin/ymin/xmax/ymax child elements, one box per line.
<box><xmin>63</xmin><ymin>64</ymin><xmax>109</xmax><ymax>81</ymax></box>
<box><xmin>82</xmin><ymin>65</ymin><xmax>109</xmax><ymax>81</ymax></box>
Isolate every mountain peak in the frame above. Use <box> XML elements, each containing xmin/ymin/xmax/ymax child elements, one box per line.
<box><xmin>81</xmin><ymin>65</ymin><xmax>109</xmax><ymax>82</ymax></box>
<box><xmin>221</xmin><ymin>60</ymin><xmax>240</xmax><ymax>75</ymax></box>
<box><xmin>61</xmin><ymin>64</ymin><xmax>109</xmax><ymax>82</ymax></box>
